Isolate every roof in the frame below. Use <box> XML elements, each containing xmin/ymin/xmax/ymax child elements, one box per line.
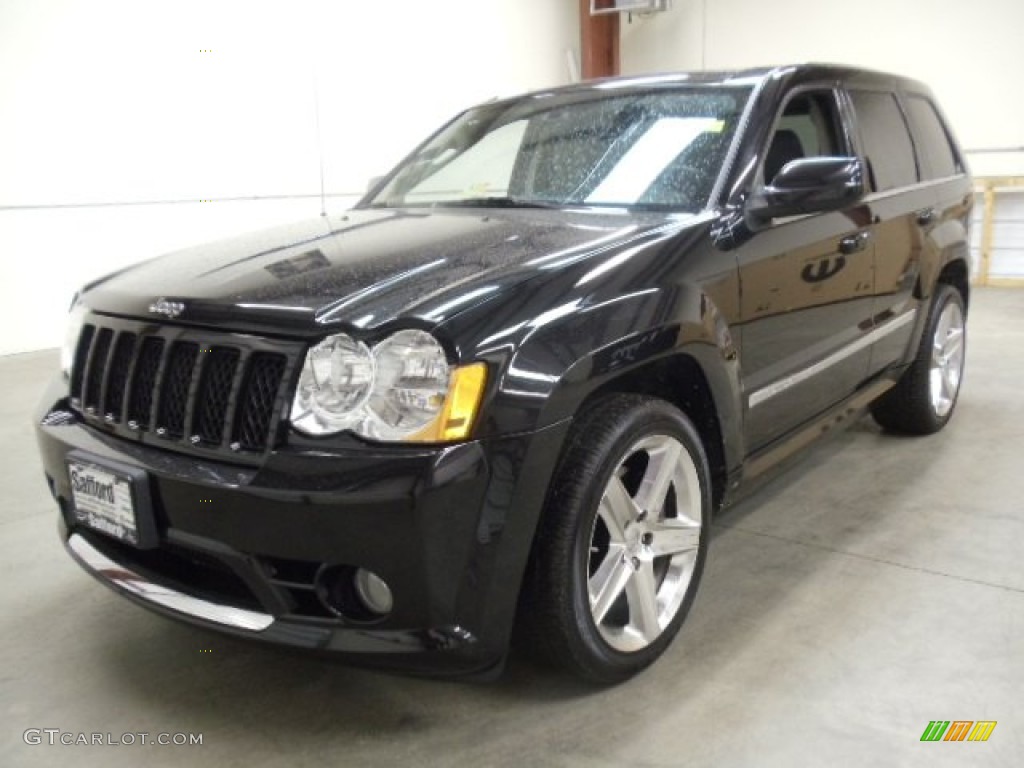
<box><xmin>487</xmin><ymin>63</ymin><xmax>933</xmax><ymax>108</ymax></box>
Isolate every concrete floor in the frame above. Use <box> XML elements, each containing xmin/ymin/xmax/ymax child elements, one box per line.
<box><xmin>2</xmin><ymin>288</ymin><xmax>1022</xmax><ymax>768</ymax></box>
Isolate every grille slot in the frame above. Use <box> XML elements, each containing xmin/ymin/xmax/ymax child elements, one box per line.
<box><xmin>156</xmin><ymin>342</ymin><xmax>200</xmax><ymax>439</ymax></box>
<box><xmin>70</xmin><ymin>324</ymin><xmax>96</xmax><ymax>403</ymax></box>
<box><xmin>193</xmin><ymin>348</ymin><xmax>240</xmax><ymax>445</ymax></box>
<box><xmin>104</xmin><ymin>332</ymin><xmax>137</xmax><ymax>422</ymax></box>
<box><xmin>82</xmin><ymin>328</ymin><xmax>113</xmax><ymax>413</ymax></box>
<box><xmin>233</xmin><ymin>353</ymin><xmax>287</xmax><ymax>451</ymax></box>
<box><xmin>68</xmin><ymin>319</ymin><xmax>293</xmax><ymax>459</ymax></box>
<box><xmin>126</xmin><ymin>337</ymin><xmax>166</xmax><ymax>430</ymax></box>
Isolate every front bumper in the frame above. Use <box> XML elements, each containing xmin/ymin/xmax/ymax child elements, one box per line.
<box><xmin>66</xmin><ymin>532</ymin><xmax>274</xmax><ymax>631</ymax></box>
<box><xmin>36</xmin><ymin>377</ymin><xmax>569</xmax><ymax>678</ymax></box>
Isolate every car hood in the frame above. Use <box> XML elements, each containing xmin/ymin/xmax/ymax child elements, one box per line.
<box><xmin>83</xmin><ymin>207</ymin><xmax>697</xmax><ymax>335</ymax></box>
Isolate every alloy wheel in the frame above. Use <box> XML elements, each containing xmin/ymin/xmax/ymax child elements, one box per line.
<box><xmin>586</xmin><ymin>434</ymin><xmax>703</xmax><ymax>653</ymax></box>
<box><xmin>929</xmin><ymin>301</ymin><xmax>965</xmax><ymax>418</ymax></box>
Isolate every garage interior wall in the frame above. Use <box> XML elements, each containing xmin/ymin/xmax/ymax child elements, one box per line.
<box><xmin>0</xmin><ymin>0</ymin><xmax>580</xmax><ymax>356</ymax></box>
<box><xmin>621</xmin><ymin>0</ymin><xmax>1024</xmax><ymax>281</ymax></box>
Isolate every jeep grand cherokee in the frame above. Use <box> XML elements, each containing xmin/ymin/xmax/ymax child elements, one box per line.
<box><xmin>35</xmin><ymin>64</ymin><xmax>972</xmax><ymax>683</ymax></box>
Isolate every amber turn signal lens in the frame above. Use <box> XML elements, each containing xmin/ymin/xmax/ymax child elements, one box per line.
<box><xmin>411</xmin><ymin>362</ymin><xmax>488</xmax><ymax>442</ymax></box>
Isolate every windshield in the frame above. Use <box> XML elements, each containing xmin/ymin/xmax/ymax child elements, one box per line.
<box><xmin>365</xmin><ymin>86</ymin><xmax>751</xmax><ymax>212</ymax></box>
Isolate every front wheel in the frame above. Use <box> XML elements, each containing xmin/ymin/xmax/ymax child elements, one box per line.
<box><xmin>518</xmin><ymin>395</ymin><xmax>711</xmax><ymax>684</ymax></box>
<box><xmin>872</xmin><ymin>284</ymin><xmax>966</xmax><ymax>434</ymax></box>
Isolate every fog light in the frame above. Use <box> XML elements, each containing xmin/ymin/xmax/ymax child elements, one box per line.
<box><xmin>353</xmin><ymin>568</ymin><xmax>393</xmax><ymax>615</ymax></box>
<box><xmin>316</xmin><ymin>564</ymin><xmax>393</xmax><ymax>621</ymax></box>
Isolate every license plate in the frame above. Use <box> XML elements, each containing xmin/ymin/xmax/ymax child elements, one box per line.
<box><xmin>67</xmin><ymin>458</ymin><xmax>142</xmax><ymax>546</ymax></box>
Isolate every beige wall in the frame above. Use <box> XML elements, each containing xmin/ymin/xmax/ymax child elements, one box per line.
<box><xmin>0</xmin><ymin>0</ymin><xmax>581</xmax><ymax>354</ymax></box>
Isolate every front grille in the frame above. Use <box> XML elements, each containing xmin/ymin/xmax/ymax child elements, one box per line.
<box><xmin>69</xmin><ymin>318</ymin><xmax>297</xmax><ymax>459</ymax></box>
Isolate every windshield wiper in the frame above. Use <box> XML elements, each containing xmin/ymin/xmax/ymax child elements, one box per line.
<box><xmin>365</xmin><ymin>196</ymin><xmax>569</xmax><ymax>210</ymax></box>
<box><xmin>430</xmin><ymin>196</ymin><xmax>567</xmax><ymax>210</ymax></box>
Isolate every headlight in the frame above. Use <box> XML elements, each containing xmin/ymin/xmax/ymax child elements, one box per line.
<box><xmin>290</xmin><ymin>329</ymin><xmax>487</xmax><ymax>442</ymax></box>
<box><xmin>60</xmin><ymin>301</ymin><xmax>87</xmax><ymax>378</ymax></box>
<box><xmin>294</xmin><ymin>335</ymin><xmax>375</xmax><ymax>432</ymax></box>
<box><xmin>366</xmin><ymin>330</ymin><xmax>450</xmax><ymax>440</ymax></box>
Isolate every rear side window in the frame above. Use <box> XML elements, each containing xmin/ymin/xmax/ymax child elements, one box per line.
<box><xmin>904</xmin><ymin>96</ymin><xmax>960</xmax><ymax>180</ymax></box>
<box><xmin>849</xmin><ymin>90</ymin><xmax>918</xmax><ymax>192</ymax></box>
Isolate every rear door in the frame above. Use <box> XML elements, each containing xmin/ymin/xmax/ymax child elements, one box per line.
<box><xmin>737</xmin><ymin>87</ymin><xmax>876</xmax><ymax>452</ymax></box>
<box><xmin>845</xmin><ymin>89</ymin><xmax>935</xmax><ymax>373</ymax></box>
<box><xmin>900</xmin><ymin>92</ymin><xmax>974</xmax><ymax>300</ymax></box>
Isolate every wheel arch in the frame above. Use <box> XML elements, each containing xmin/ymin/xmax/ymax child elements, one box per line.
<box><xmin>908</xmin><ymin>244</ymin><xmax>971</xmax><ymax>363</ymax></box>
<box><xmin>577</xmin><ymin>352</ymin><xmax>734</xmax><ymax>511</ymax></box>
<box><xmin>915</xmin><ymin>242</ymin><xmax>971</xmax><ymax>310</ymax></box>
<box><xmin>495</xmin><ymin>289</ymin><xmax>744</xmax><ymax>511</ymax></box>
<box><xmin>935</xmin><ymin>257</ymin><xmax>970</xmax><ymax>310</ymax></box>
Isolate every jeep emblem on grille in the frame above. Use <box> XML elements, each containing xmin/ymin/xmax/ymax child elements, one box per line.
<box><xmin>149</xmin><ymin>298</ymin><xmax>185</xmax><ymax>318</ymax></box>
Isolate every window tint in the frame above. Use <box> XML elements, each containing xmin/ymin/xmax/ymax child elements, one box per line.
<box><xmin>905</xmin><ymin>96</ymin><xmax>959</xmax><ymax>179</ymax></box>
<box><xmin>850</xmin><ymin>90</ymin><xmax>918</xmax><ymax>191</ymax></box>
<box><xmin>763</xmin><ymin>91</ymin><xmax>844</xmax><ymax>182</ymax></box>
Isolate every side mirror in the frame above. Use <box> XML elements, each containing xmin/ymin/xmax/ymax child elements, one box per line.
<box><xmin>748</xmin><ymin>156</ymin><xmax>865</xmax><ymax>222</ymax></box>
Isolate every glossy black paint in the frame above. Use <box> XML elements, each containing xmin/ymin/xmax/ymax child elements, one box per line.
<box><xmin>748</xmin><ymin>156</ymin><xmax>865</xmax><ymax>220</ymax></box>
<box><xmin>82</xmin><ymin>209</ymin><xmax>661</xmax><ymax>339</ymax></box>
<box><xmin>36</xmin><ymin>64</ymin><xmax>972</xmax><ymax>677</ymax></box>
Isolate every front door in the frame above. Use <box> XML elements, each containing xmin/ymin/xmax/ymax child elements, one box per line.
<box><xmin>737</xmin><ymin>88</ymin><xmax>876</xmax><ymax>452</ymax></box>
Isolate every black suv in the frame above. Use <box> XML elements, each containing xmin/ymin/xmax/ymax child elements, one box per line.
<box><xmin>36</xmin><ymin>64</ymin><xmax>971</xmax><ymax>683</ymax></box>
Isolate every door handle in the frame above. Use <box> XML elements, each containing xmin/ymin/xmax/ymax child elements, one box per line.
<box><xmin>839</xmin><ymin>231</ymin><xmax>871</xmax><ymax>255</ymax></box>
<box><xmin>916</xmin><ymin>208</ymin><xmax>936</xmax><ymax>226</ymax></box>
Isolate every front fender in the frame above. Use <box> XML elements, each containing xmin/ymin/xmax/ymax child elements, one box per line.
<box><xmin>454</xmin><ymin>280</ymin><xmax>744</xmax><ymax>474</ymax></box>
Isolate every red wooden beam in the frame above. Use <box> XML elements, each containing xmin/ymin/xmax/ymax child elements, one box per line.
<box><xmin>580</xmin><ymin>0</ymin><xmax>620</xmax><ymax>80</ymax></box>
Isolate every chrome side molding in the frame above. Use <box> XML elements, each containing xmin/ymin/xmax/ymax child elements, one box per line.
<box><xmin>748</xmin><ymin>311</ymin><xmax>917</xmax><ymax>409</ymax></box>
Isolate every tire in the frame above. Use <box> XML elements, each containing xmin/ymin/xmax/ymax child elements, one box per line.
<box><xmin>518</xmin><ymin>394</ymin><xmax>711</xmax><ymax>684</ymax></box>
<box><xmin>872</xmin><ymin>284</ymin><xmax>967</xmax><ymax>435</ymax></box>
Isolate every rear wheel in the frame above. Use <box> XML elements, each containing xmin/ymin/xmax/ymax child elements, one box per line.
<box><xmin>519</xmin><ymin>395</ymin><xmax>710</xmax><ymax>684</ymax></box>
<box><xmin>872</xmin><ymin>284</ymin><xmax>966</xmax><ymax>434</ymax></box>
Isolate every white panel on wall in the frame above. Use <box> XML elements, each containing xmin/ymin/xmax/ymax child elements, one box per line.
<box><xmin>966</xmin><ymin>152</ymin><xmax>1024</xmax><ymax>178</ymax></box>
<box><xmin>0</xmin><ymin>0</ymin><xmax>581</xmax><ymax>356</ymax></box>
<box><xmin>989</xmin><ymin>190</ymin><xmax>1024</xmax><ymax>278</ymax></box>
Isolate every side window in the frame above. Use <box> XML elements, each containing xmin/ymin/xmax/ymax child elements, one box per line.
<box><xmin>904</xmin><ymin>95</ymin><xmax>960</xmax><ymax>180</ymax></box>
<box><xmin>763</xmin><ymin>91</ymin><xmax>845</xmax><ymax>183</ymax></box>
<box><xmin>849</xmin><ymin>90</ymin><xmax>918</xmax><ymax>192</ymax></box>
